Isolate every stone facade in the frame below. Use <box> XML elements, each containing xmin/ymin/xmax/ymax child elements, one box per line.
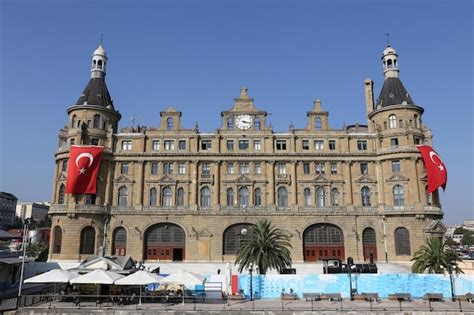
<box><xmin>48</xmin><ymin>44</ymin><xmax>444</xmax><ymax>263</ymax></box>
<box><xmin>0</xmin><ymin>192</ymin><xmax>17</xmax><ymax>229</ymax></box>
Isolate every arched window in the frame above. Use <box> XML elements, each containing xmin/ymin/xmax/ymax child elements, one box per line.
<box><xmin>238</xmin><ymin>187</ymin><xmax>249</xmax><ymax>207</ymax></box>
<box><xmin>161</xmin><ymin>187</ymin><xmax>172</xmax><ymax>207</ymax></box>
<box><xmin>223</xmin><ymin>223</ymin><xmax>254</xmax><ymax>255</ymax></box>
<box><xmin>363</xmin><ymin>228</ymin><xmax>376</xmax><ymax>245</ymax></box>
<box><xmin>200</xmin><ymin>187</ymin><xmax>211</xmax><ymax>207</ymax></box>
<box><xmin>315</xmin><ymin>117</ymin><xmax>322</xmax><ymax>130</ymax></box>
<box><xmin>387</xmin><ymin>59</ymin><xmax>393</xmax><ymax>69</ymax></box>
<box><xmin>52</xmin><ymin>226</ymin><xmax>62</xmax><ymax>254</ymax></box>
<box><xmin>71</xmin><ymin>115</ymin><xmax>77</xmax><ymax>128</ymax></box>
<box><xmin>97</xmin><ymin>59</ymin><xmax>103</xmax><ymax>69</ymax></box>
<box><xmin>166</xmin><ymin>117</ymin><xmax>174</xmax><ymax>130</ymax></box>
<box><xmin>395</xmin><ymin>227</ymin><xmax>411</xmax><ymax>255</ymax></box>
<box><xmin>149</xmin><ymin>188</ymin><xmax>157</xmax><ymax>206</ymax></box>
<box><xmin>118</xmin><ymin>186</ymin><xmax>128</xmax><ymax>206</ymax></box>
<box><xmin>304</xmin><ymin>188</ymin><xmax>312</xmax><ymax>206</ymax></box>
<box><xmin>58</xmin><ymin>184</ymin><xmax>65</xmax><ymax>204</ymax></box>
<box><xmin>113</xmin><ymin>227</ymin><xmax>127</xmax><ymax>256</ymax></box>
<box><xmin>316</xmin><ymin>187</ymin><xmax>326</xmax><ymax>207</ymax></box>
<box><xmin>277</xmin><ymin>187</ymin><xmax>288</xmax><ymax>208</ymax></box>
<box><xmin>79</xmin><ymin>226</ymin><xmax>96</xmax><ymax>255</ymax></box>
<box><xmin>389</xmin><ymin>114</ymin><xmax>397</xmax><ymax>128</ymax></box>
<box><xmin>177</xmin><ymin>188</ymin><xmax>185</xmax><ymax>206</ymax></box>
<box><xmin>85</xmin><ymin>194</ymin><xmax>96</xmax><ymax>205</ymax></box>
<box><xmin>254</xmin><ymin>118</ymin><xmax>261</xmax><ymax>130</ymax></box>
<box><xmin>361</xmin><ymin>186</ymin><xmax>371</xmax><ymax>207</ymax></box>
<box><xmin>93</xmin><ymin>114</ymin><xmax>101</xmax><ymax>128</ymax></box>
<box><xmin>254</xmin><ymin>188</ymin><xmax>262</xmax><ymax>206</ymax></box>
<box><xmin>331</xmin><ymin>188</ymin><xmax>340</xmax><ymax>206</ymax></box>
<box><xmin>227</xmin><ymin>117</ymin><xmax>234</xmax><ymax>129</ymax></box>
<box><xmin>226</xmin><ymin>188</ymin><xmax>234</xmax><ymax>207</ymax></box>
<box><xmin>393</xmin><ymin>185</ymin><xmax>404</xmax><ymax>206</ymax></box>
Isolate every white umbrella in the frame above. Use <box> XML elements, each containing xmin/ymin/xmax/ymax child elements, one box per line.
<box><xmin>70</xmin><ymin>269</ymin><xmax>124</xmax><ymax>284</ymax></box>
<box><xmin>115</xmin><ymin>271</ymin><xmax>164</xmax><ymax>305</ymax></box>
<box><xmin>161</xmin><ymin>270</ymin><xmax>205</xmax><ymax>305</ymax></box>
<box><xmin>24</xmin><ymin>269</ymin><xmax>78</xmax><ymax>283</ymax></box>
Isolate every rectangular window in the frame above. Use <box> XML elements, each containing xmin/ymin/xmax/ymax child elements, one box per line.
<box><xmin>178</xmin><ymin>162</ymin><xmax>186</xmax><ymax>174</ymax></box>
<box><xmin>201</xmin><ymin>140</ymin><xmax>212</xmax><ymax>150</ymax></box>
<box><xmin>70</xmin><ymin>138</ymin><xmax>75</xmax><ymax>145</ymax></box>
<box><xmin>226</xmin><ymin>140</ymin><xmax>234</xmax><ymax>151</ymax></box>
<box><xmin>163</xmin><ymin>162</ymin><xmax>174</xmax><ymax>174</ymax></box>
<box><xmin>121</xmin><ymin>163</ymin><xmax>129</xmax><ymax>174</ymax></box>
<box><xmin>331</xmin><ymin>163</ymin><xmax>337</xmax><ymax>174</ymax></box>
<box><xmin>254</xmin><ymin>162</ymin><xmax>262</xmax><ymax>174</ymax></box>
<box><xmin>303</xmin><ymin>162</ymin><xmax>310</xmax><ymax>174</ymax></box>
<box><xmin>276</xmin><ymin>140</ymin><xmax>287</xmax><ymax>150</ymax></box>
<box><xmin>62</xmin><ymin>160</ymin><xmax>68</xmax><ymax>172</ymax></box>
<box><xmin>392</xmin><ymin>160</ymin><xmax>401</xmax><ymax>173</ymax></box>
<box><xmin>302</xmin><ymin>140</ymin><xmax>310</xmax><ymax>150</ymax></box>
<box><xmin>178</xmin><ymin>140</ymin><xmax>186</xmax><ymax>150</ymax></box>
<box><xmin>90</xmin><ymin>138</ymin><xmax>99</xmax><ymax>146</ymax></box>
<box><xmin>151</xmin><ymin>162</ymin><xmax>158</xmax><ymax>175</ymax></box>
<box><xmin>152</xmin><ymin>140</ymin><xmax>160</xmax><ymax>151</ymax></box>
<box><xmin>315</xmin><ymin>140</ymin><xmax>324</xmax><ymax>150</ymax></box>
<box><xmin>227</xmin><ymin>162</ymin><xmax>234</xmax><ymax>174</ymax></box>
<box><xmin>357</xmin><ymin>140</ymin><xmax>368</xmax><ymax>150</ymax></box>
<box><xmin>121</xmin><ymin>140</ymin><xmax>132</xmax><ymax>151</ymax></box>
<box><xmin>316</xmin><ymin>162</ymin><xmax>325</xmax><ymax>174</ymax></box>
<box><xmin>164</xmin><ymin>140</ymin><xmax>174</xmax><ymax>151</ymax></box>
<box><xmin>239</xmin><ymin>162</ymin><xmax>249</xmax><ymax>174</ymax></box>
<box><xmin>360</xmin><ymin>162</ymin><xmax>368</xmax><ymax>174</ymax></box>
<box><xmin>239</xmin><ymin>140</ymin><xmax>249</xmax><ymax>150</ymax></box>
<box><xmin>391</xmin><ymin>138</ymin><xmax>399</xmax><ymax>148</ymax></box>
<box><xmin>254</xmin><ymin>140</ymin><xmax>262</xmax><ymax>151</ymax></box>
<box><xmin>329</xmin><ymin>140</ymin><xmax>336</xmax><ymax>150</ymax></box>
<box><xmin>278</xmin><ymin>163</ymin><xmax>286</xmax><ymax>175</ymax></box>
<box><xmin>202</xmin><ymin>162</ymin><xmax>210</xmax><ymax>175</ymax></box>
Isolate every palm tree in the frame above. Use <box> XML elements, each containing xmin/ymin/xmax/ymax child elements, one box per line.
<box><xmin>411</xmin><ymin>237</ymin><xmax>463</xmax><ymax>275</ymax></box>
<box><xmin>235</xmin><ymin>219</ymin><xmax>292</xmax><ymax>275</ymax></box>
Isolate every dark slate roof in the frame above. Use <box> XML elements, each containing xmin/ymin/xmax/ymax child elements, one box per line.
<box><xmin>76</xmin><ymin>78</ymin><xmax>114</xmax><ymax>108</ymax></box>
<box><xmin>376</xmin><ymin>77</ymin><xmax>415</xmax><ymax>107</ymax></box>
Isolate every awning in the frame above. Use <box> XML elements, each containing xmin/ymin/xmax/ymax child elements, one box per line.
<box><xmin>0</xmin><ymin>257</ymin><xmax>33</xmax><ymax>265</ymax></box>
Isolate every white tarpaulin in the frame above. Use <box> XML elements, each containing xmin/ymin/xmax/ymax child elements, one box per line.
<box><xmin>24</xmin><ymin>269</ymin><xmax>79</xmax><ymax>283</ymax></box>
<box><xmin>69</xmin><ymin>269</ymin><xmax>124</xmax><ymax>284</ymax></box>
<box><xmin>114</xmin><ymin>270</ymin><xmax>164</xmax><ymax>285</ymax></box>
<box><xmin>161</xmin><ymin>270</ymin><xmax>205</xmax><ymax>289</ymax></box>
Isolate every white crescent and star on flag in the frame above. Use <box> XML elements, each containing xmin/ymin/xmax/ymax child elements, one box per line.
<box><xmin>75</xmin><ymin>152</ymin><xmax>94</xmax><ymax>175</ymax></box>
<box><xmin>429</xmin><ymin>151</ymin><xmax>445</xmax><ymax>172</ymax></box>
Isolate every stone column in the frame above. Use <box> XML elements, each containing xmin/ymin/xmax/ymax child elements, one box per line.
<box><xmin>343</xmin><ymin>161</ymin><xmax>353</xmax><ymax>205</ymax></box>
<box><xmin>190</xmin><ymin>161</ymin><xmax>198</xmax><ymax>209</ymax></box>
<box><xmin>135</xmin><ymin>161</ymin><xmax>144</xmax><ymax>207</ymax></box>
<box><xmin>104</xmin><ymin>158</ymin><xmax>115</xmax><ymax>206</ymax></box>
<box><xmin>290</xmin><ymin>161</ymin><xmax>297</xmax><ymax>206</ymax></box>
<box><xmin>267</xmin><ymin>161</ymin><xmax>275</xmax><ymax>206</ymax></box>
<box><xmin>213</xmin><ymin>161</ymin><xmax>220</xmax><ymax>209</ymax></box>
<box><xmin>375</xmin><ymin>161</ymin><xmax>385</xmax><ymax>205</ymax></box>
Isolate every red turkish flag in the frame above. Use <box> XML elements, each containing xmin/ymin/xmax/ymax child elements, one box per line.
<box><xmin>417</xmin><ymin>145</ymin><xmax>447</xmax><ymax>193</ymax></box>
<box><xmin>66</xmin><ymin>146</ymin><xmax>104</xmax><ymax>194</ymax></box>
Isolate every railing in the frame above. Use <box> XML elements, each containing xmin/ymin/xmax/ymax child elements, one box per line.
<box><xmin>74</xmin><ymin>205</ymin><xmax>107</xmax><ymax>213</ymax></box>
<box><xmin>142</xmin><ymin>206</ymin><xmax>194</xmax><ymax>214</ymax></box>
<box><xmin>49</xmin><ymin>204</ymin><xmax>68</xmax><ymax>213</ymax></box>
<box><xmin>298</xmin><ymin>206</ymin><xmax>346</xmax><ymax>213</ymax></box>
<box><xmin>354</xmin><ymin>206</ymin><xmax>379</xmax><ymax>212</ymax></box>
<box><xmin>221</xmin><ymin>206</ymin><xmax>269</xmax><ymax>213</ymax></box>
<box><xmin>377</xmin><ymin>145</ymin><xmax>415</xmax><ymax>154</ymax></box>
<box><xmin>111</xmin><ymin>206</ymin><xmax>135</xmax><ymax>211</ymax></box>
<box><xmin>384</xmin><ymin>205</ymin><xmax>416</xmax><ymax>212</ymax></box>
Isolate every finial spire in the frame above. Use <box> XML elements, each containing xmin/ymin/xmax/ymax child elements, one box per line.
<box><xmin>100</xmin><ymin>33</ymin><xmax>103</xmax><ymax>45</ymax></box>
<box><xmin>384</xmin><ymin>32</ymin><xmax>391</xmax><ymax>46</ymax></box>
<box><xmin>240</xmin><ymin>86</ymin><xmax>248</xmax><ymax>97</ymax></box>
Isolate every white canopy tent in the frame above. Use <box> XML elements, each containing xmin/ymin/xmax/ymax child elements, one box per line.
<box><xmin>161</xmin><ymin>270</ymin><xmax>206</xmax><ymax>305</ymax></box>
<box><xmin>115</xmin><ymin>270</ymin><xmax>164</xmax><ymax>305</ymax></box>
<box><xmin>70</xmin><ymin>269</ymin><xmax>124</xmax><ymax>285</ymax></box>
<box><xmin>24</xmin><ymin>269</ymin><xmax>79</xmax><ymax>284</ymax></box>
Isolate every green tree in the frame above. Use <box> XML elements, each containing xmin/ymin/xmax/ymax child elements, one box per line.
<box><xmin>26</xmin><ymin>242</ymin><xmax>49</xmax><ymax>262</ymax></box>
<box><xmin>235</xmin><ymin>219</ymin><xmax>292</xmax><ymax>275</ymax></box>
<box><xmin>411</xmin><ymin>237</ymin><xmax>463</xmax><ymax>275</ymax></box>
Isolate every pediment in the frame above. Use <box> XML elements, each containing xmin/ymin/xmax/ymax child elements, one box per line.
<box><xmin>312</xmin><ymin>174</ymin><xmax>330</xmax><ymax>183</ymax></box>
<box><xmin>114</xmin><ymin>174</ymin><xmax>134</xmax><ymax>184</ymax></box>
<box><xmin>158</xmin><ymin>174</ymin><xmax>176</xmax><ymax>183</ymax></box>
<box><xmin>386</xmin><ymin>173</ymin><xmax>410</xmax><ymax>182</ymax></box>
<box><xmin>236</xmin><ymin>175</ymin><xmax>252</xmax><ymax>184</ymax></box>
<box><xmin>355</xmin><ymin>174</ymin><xmax>377</xmax><ymax>184</ymax></box>
<box><xmin>425</xmin><ymin>219</ymin><xmax>447</xmax><ymax>234</ymax></box>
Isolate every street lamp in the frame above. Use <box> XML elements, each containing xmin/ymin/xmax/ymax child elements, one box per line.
<box><xmin>249</xmin><ymin>263</ymin><xmax>253</xmax><ymax>301</ymax></box>
<box><xmin>17</xmin><ymin>218</ymin><xmax>30</xmax><ymax>308</ymax></box>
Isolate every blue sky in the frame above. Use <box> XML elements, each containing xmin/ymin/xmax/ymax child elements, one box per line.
<box><xmin>0</xmin><ymin>0</ymin><xmax>472</xmax><ymax>224</ymax></box>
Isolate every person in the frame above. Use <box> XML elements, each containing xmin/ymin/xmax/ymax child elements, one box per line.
<box><xmin>217</xmin><ymin>269</ymin><xmax>221</xmax><ymax>275</ymax></box>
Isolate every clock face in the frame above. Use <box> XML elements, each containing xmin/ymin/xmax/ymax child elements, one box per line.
<box><xmin>235</xmin><ymin>115</ymin><xmax>253</xmax><ymax>130</ymax></box>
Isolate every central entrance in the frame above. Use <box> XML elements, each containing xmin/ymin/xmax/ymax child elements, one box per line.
<box><xmin>303</xmin><ymin>223</ymin><xmax>345</xmax><ymax>261</ymax></box>
<box><xmin>144</xmin><ymin>223</ymin><xmax>185</xmax><ymax>261</ymax></box>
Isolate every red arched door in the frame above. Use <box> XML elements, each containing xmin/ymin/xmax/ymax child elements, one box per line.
<box><xmin>362</xmin><ymin>228</ymin><xmax>377</xmax><ymax>262</ymax></box>
<box><xmin>303</xmin><ymin>224</ymin><xmax>345</xmax><ymax>261</ymax></box>
<box><xmin>145</xmin><ymin>223</ymin><xmax>185</xmax><ymax>261</ymax></box>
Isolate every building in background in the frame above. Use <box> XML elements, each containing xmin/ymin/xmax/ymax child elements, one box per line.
<box><xmin>48</xmin><ymin>43</ymin><xmax>444</xmax><ymax>263</ymax></box>
<box><xmin>0</xmin><ymin>192</ymin><xmax>18</xmax><ymax>230</ymax></box>
<box><xmin>16</xmin><ymin>202</ymin><xmax>50</xmax><ymax>223</ymax></box>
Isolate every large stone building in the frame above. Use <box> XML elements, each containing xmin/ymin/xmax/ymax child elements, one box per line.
<box><xmin>48</xmin><ymin>43</ymin><xmax>445</xmax><ymax>264</ymax></box>
<box><xmin>0</xmin><ymin>192</ymin><xmax>18</xmax><ymax>229</ymax></box>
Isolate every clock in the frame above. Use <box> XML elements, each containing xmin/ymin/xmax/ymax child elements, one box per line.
<box><xmin>235</xmin><ymin>115</ymin><xmax>253</xmax><ymax>130</ymax></box>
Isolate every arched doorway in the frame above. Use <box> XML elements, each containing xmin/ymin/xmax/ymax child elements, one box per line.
<box><xmin>222</xmin><ymin>223</ymin><xmax>254</xmax><ymax>255</ymax></box>
<box><xmin>144</xmin><ymin>223</ymin><xmax>185</xmax><ymax>261</ymax></box>
<box><xmin>112</xmin><ymin>227</ymin><xmax>127</xmax><ymax>256</ymax></box>
<box><xmin>303</xmin><ymin>223</ymin><xmax>344</xmax><ymax>261</ymax></box>
<box><xmin>362</xmin><ymin>227</ymin><xmax>377</xmax><ymax>262</ymax></box>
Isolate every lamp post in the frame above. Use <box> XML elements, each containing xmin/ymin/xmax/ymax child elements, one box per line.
<box><xmin>347</xmin><ymin>257</ymin><xmax>355</xmax><ymax>301</ymax></box>
<box><xmin>249</xmin><ymin>263</ymin><xmax>253</xmax><ymax>301</ymax></box>
<box><xmin>17</xmin><ymin>218</ymin><xmax>30</xmax><ymax>308</ymax></box>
